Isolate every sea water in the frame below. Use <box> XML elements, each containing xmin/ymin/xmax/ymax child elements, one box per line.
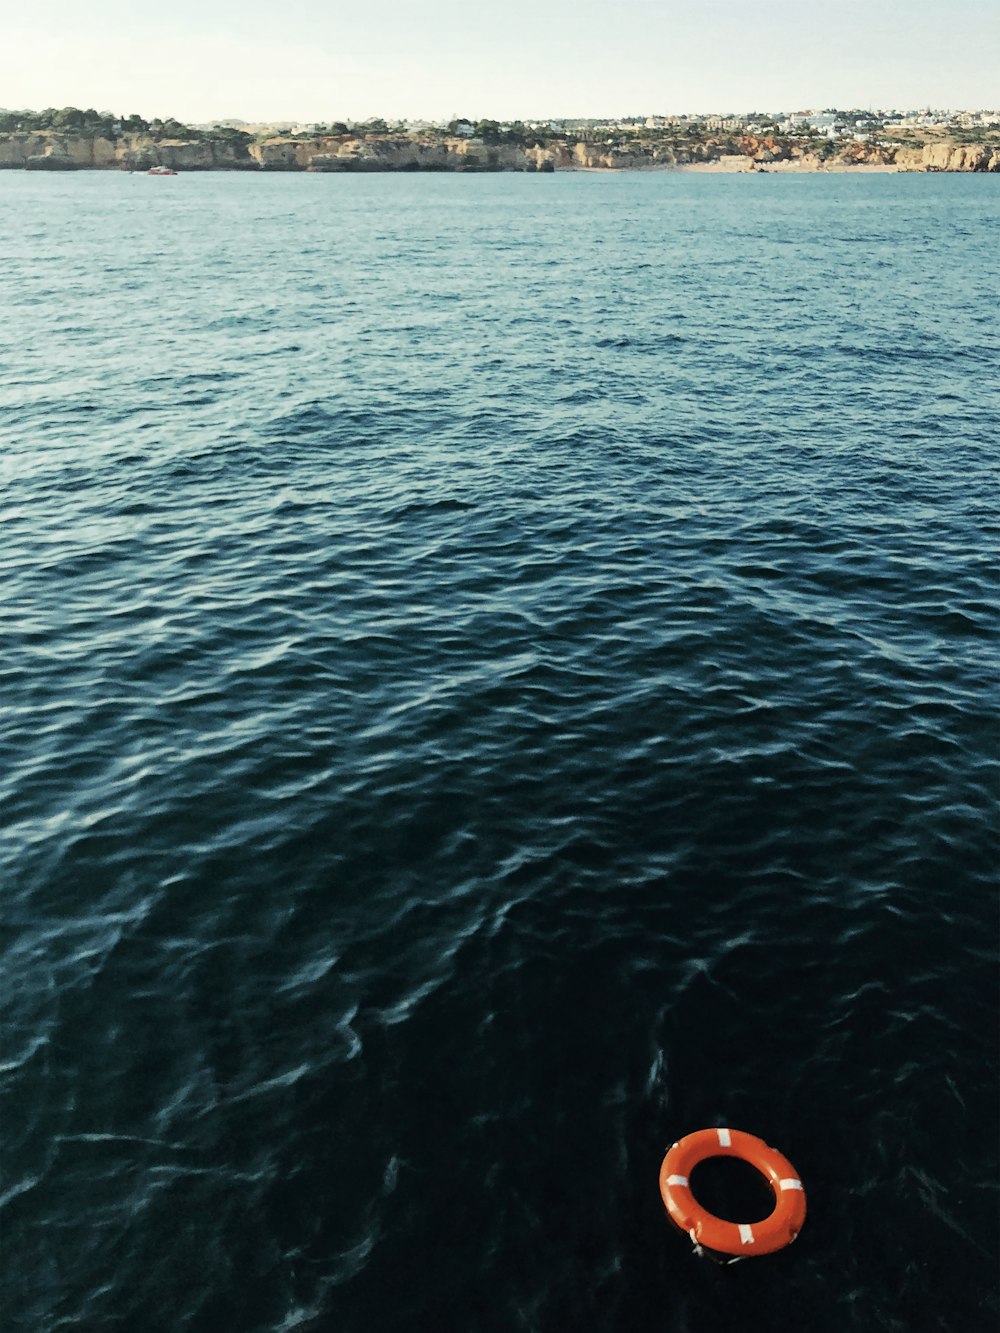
<box><xmin>2</xmin><ymin>169</ymin><xmax>998</xmax><ymax>1332</ymax></box>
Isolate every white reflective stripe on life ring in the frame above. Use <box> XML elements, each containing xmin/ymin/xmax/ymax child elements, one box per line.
<box><xmin>779</xmin><ymin>1178</ymin><xmax>803</xmax><ymax>1190</ymax></box>
<box><xmin>666</xmin><ymin>1174</ymin><xmax>689</xmax><ymax>1186</ymax></box>
<box><xmin>738</xmin><ymin>1223</ymin><xmax>755</xmax><ymax>1245</ymax></box>
<box><xmin>717</xmin><ymin>1128</ymin><xmax>732</xmax><ymax>1147</ymax></box>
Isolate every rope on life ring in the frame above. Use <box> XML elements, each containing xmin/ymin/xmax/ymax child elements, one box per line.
<box><xmin>659</xmin><ymin>1128</ymin><xmax>806</xmax><ymax>1258</ymax></box>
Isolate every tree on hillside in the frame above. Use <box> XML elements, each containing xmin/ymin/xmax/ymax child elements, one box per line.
<box><xmin>506</xmin><ymin>120</ymin><xmax>533</xmax><ymax>145</ymax></box>
<box><xmin>205</xmin><ymin>124</ymin><xmax>252</xmax><ymax>142</ymax></box>
<box><xmin>53</xmin><ymin>107</ymin><xmax>85</xmax><ymax>128</ymax></box>
<box><xmin>156</xmin><ymin>117</ymin><xmax>193</xmax><ymax>138</ymax></box>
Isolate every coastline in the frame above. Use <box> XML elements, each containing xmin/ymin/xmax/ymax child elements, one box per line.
<box><xmin>676</xmin><ymin>159</ymin><xmax>903</xmax><ymax>173</ymax></box>
<box><xmin>2</xmin><ymin>130</ymin><xmax>997</xmax><ymax>174</ymax></box>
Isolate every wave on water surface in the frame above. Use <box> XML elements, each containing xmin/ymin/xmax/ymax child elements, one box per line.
<box><xmin>1</xmin><ymin>169</ymin><xmax>998</xmax><ymax>1333</ymax></box>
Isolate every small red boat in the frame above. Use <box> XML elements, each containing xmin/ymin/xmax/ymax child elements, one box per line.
<box><xmin>147</xmin><ymin>166</ymin><xmax>177</xmax><ymax>176</ymax></box>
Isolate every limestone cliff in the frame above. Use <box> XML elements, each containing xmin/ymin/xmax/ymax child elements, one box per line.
<box><xmin>0</xmin><ymin>134</ymin><xmax>115</xmax><ymax>169</ymax></box>
<box><xmin>0</xmin><ymin>133</ymin><xmax>254</xmax><ymax>170</ymax></box>
<box><xmin>893</xmin><ymin>141</ymin><xmax>1000</xmax><ymax>172</ymax></box>
<box><xmin>2</xmin><ymin>131</ymin><xmax>998</xmax><ymax>173</ymax></box>
<box><xmin>249</xmin><ymin>135</ymin><xmax>556</xmax><ymax>172</ymax></box>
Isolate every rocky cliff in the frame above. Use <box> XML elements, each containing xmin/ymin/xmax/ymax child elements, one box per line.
<box><xmin>248</xmin><ymin>134</ymin><xmax>546</xmax><ymax>171</ymax></box>
<box><xmin>0</xmin><ymin>133</ymin><xmax>255</xmax><ymax>170</ymax></box>
<box><xmin>893</xmin><ymin>141</ymin><xmax>1000</xmax><ymax>172</ymax></box>
<box><xmin>2</xmin><ymin>131</ymin><xmax>998</xmax><ymax>172</ymax></box>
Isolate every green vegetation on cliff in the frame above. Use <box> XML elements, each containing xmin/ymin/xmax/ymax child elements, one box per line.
<box><xmin>0</xmin><ymin>106</ymin><xmax>251</xmax><ymax>143</ymax></box>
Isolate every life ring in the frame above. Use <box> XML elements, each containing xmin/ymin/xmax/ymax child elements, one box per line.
<box><xmin>659</xmin><ymin>1128</ymin><xmax>806</xmax><ymax>1257</ymax></box>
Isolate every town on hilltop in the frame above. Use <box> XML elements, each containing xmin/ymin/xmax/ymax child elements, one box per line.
<box><xmin>227</xmin><ymin>106</ymin><xmax>1000</xmax><ymax>139</ymax></box>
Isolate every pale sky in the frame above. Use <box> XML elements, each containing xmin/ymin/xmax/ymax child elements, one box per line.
<box><xmin>4</xmin><ymin>0</ymin><xmax>998</xmax><ymax>123</ymax></box>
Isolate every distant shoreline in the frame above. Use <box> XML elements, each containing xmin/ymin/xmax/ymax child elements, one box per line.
<box><xmin>676</xmin><ymin>160</ymin><xmax>904</xmax><ymax>173</ymax></box>
<box><xmin>0</xmin><ymin>162</ymin><xmax>971</xmax><ymax>176</ymax></box>
<box><xmin>2</xmin><ymin>130</ymin><xmax>997</xmax><ymax>174</ymax></box>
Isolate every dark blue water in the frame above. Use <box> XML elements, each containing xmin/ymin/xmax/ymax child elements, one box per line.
<box><xmin>2</xmin><ymin>170</ymin><xmax>998</xmax><ymax>1332</ymax></box>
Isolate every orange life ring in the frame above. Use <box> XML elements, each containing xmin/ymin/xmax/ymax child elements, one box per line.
<box><xmin>659</xmin><ymin>1128</ymin><xmax>806</xmax><ymax>1257</ymax></box>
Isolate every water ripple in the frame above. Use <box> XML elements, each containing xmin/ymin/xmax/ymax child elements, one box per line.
<box><xmin>1</xmin><ymin>170</ymin><xmax>998</xmax><ymax>1333</ymax></box>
